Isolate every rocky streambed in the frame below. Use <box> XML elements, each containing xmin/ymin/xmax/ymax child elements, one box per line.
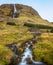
<box><xmin>6</xmin><ymin>38</ymin><xmax>46</xmax><ymax>65</ymax></box>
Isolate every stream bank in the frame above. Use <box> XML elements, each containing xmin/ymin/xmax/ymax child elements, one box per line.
<box><xmin>6</xmin><ymin>37</ymin><xmax>46</xmax><ymax>65</ymax></box>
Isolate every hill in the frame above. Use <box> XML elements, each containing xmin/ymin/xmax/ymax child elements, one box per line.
<box><xmin>0</xmin><ymin>4</ymin><xmax>53</xmax><ymax>27</ymax></box>
<box><xmin>0</xmin><ymin>4</ymin><xmax>53</xmax><ymax>65</ymax></box>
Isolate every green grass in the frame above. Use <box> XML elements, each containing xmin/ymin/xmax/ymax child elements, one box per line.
<box><xmin>0</xmin><ymin>45</ymin><xmax>13</xmax><ymax>65</ymax></box>
<box><xmin>32</xmin><ymin>34</ymin><xmax>53</xmax><ymax>65</ymax></box>
<box><xmin>24</xmin><ymin>22</ymin><xmax>53</xmax><ymax>29</ymax></box>
<box><xmin>0</xmin><ymin>22</ymin><xmax>33</xmax><ymax>65</ymax></box>
<box><xmin>0</xmin><ymin>32</ymin><xmax>33</xmax><ymax>65</ymax></box>
<box><xmin>0</xmin><ymin>4</ymin><xmax>53</xmax><ymax>65</ymax></box>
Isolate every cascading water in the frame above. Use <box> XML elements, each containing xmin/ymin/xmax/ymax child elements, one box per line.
<box><xmin>14</xmin><ymin>4</ymin><xmax>17</xmax><ymax>14</ymax></box>
<box><xmin>13</xmin><ymin>4</ymin><xmax>17</xmax><ymax>18</ymax></box>
<box><xmin>18</xmin><ymin>43</ymin><xmax>32</xmax><ymax>65</ymax></box>
<box><xmin>7</xmin><ymin>40</ymin><xmax>46</xmax><ymax>65</ymax></box>
<box><xmin>18</xmin><ymin>43</ymin><xmax>46</xmax><ymax>65</ymax></box>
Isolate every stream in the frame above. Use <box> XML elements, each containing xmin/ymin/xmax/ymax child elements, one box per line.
<box><xmin>8</xmin><ymin>4</ymin><xmax>46</xmax><ymax>65</ymax></box>
<box><xmin>18</xmin><ymin>43</ymin><xmax>46</xmax><ymax>65</ymax></box>
<box><xmin>13</xmin><ymin>4</ymin><xmax>17</xmax><ymax>18</ymax></box>
<box><xmin>7</xmin><ymin>40</ymin><xmax>46</xmax><ymax>65</ymax></box>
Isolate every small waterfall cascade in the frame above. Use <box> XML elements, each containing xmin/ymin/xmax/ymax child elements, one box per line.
<box><xmin>13</xmin><ymin>4</ymin><xmax>18</xmax><ymax>18</ymax></box>
<box><xmin>14</xmin><ymin>4</ymin><xmax>17</xmax><ymax>14</ymax></box>
<box><xmin>18</xmin><ymin>43</ymin><xmax>32</xmax><ymax>65</ymax></box>
<box><xmin>7</xmin><ymin>41</ymin><xmax>46</xmax><ymax>65</ymax></box>
<box><xmin>18</xmin><ymin>43</ymin><xmax>46</xmax><ymax>65</ymax></box>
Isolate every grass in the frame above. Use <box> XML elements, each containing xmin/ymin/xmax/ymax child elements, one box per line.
<box><xmin>32</xmin><ymin>33</ymin><xmax>53</xmax><ymax>65</ymax></box>
<box><xmin>24</xmin><ymin>22</ymin><xmax>53</xmax><ymax>29</ymax></box>
<box><xmin>0</xmin><ymin>20</ymin><xmax>53</xmax><ymax>65</ymax></box>
<box><xmin>0</xmin><ymin>45</ymin><xmax>13</xmax><ymax>65</ymax></box>
<box><xmin>0</xmin><ymin>33</ymin><xmax>33</xmax><ymax>65</ymax></box>
<box><xmin>0</xmin><ymin>5</ymin><xmax>53</xmax><ymax>65</ymax></box>
<box><xmin>0</xmin><ymin>32</ymin><xmax>33</xmax><ymax>46</ymax></box>
<box><xmin>0</xmin><ymin>18</ymin><xmax>53</xmax><ymax>65</ymax></box>
<box><xmin>0</xmin><ymin>20</ymin><xmax>33</xmax><ymax>65</ymax></box>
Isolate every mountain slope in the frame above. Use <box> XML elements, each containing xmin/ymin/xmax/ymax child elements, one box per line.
<box><xmin>0</xmin><ymin>4</ymin><xmax>53</xmax><ymax>27</ymax></box>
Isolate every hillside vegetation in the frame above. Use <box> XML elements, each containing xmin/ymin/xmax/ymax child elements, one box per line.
<box><xmin>32</xmin><ymin>33</ymin><xmax>53</xmax><ymax>65</ymax></box>
<box><xmin>0</xmin><ymin>4</ymin><xmax>53</xmax><ymax>65</ymax></box>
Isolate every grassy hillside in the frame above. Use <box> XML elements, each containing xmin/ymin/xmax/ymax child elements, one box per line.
<box><xmin>0</xmin><ymin>4</ymin><xmax>53</xmax><ymax>65</ymax></box>
<box><xmin>32</xmin><ymin>33</ymin><xmax>53</xmax><ymax>65</ymax></box>
<box><xmin>0</xmin><ymin>4</ymin><xmax>53</xmax><ymax>26</ymax></box>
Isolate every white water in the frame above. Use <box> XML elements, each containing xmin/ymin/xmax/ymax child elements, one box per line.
<box><xmin>18</xmin><ymin>43</ymin><xmax>45</xmax><ymax>65</ymax></box>
<box><xmin>14</xmin><ymin>4</ymin><xmax>17</xmax><ymax>13</ymax></box>
<box><xmin>13</xmin><ymin>4</ymin><xmax>17</xmax><ymax>18</ymax></box>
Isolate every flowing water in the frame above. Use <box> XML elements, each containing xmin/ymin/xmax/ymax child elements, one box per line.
<box><xmin>7</xmin><ymin>41</ymin><xmax>46</xmax><ymax>65</ymax></box>
<box><xmin>14</xmin><ymin>4</ymin><xmax>17</xmax><ymax>13</ymax></box>
<box><xmin>18</xmin><ymin>43</ymin><xmax>46</xmax><ymax>65</ymax></box>
<box><xmin>13</xmin><ymin>4</ymin><xmax>17</xmax><ymax>18</ymax></box>
<box><xmin>8</xmin><ymin>4</ymin><xmax>46</xmax><ymax>65</ymax></box>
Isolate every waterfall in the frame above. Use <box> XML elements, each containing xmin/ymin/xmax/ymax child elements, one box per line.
<box><xmin>14</xmin><ymin>4</ymin><xmax>17</xmax><ymax>14</ymax></box>
<box><xmin>7</xmin><ymin>40</ymin><xmax>46</xmax><ymax>65</ymax></box>
<box><xmin>18</xmin><ymin>43</ymin><xmax>32</xmax><ymax>65</ymax></box>
<box><xmin>18</xmin><ymin>43</ymin><xmax>45</xmax><ymax>65</ymax></box>
<box><xmin>13</xmin><ymin>4</ymin><xmax>17</xmax><ymax>18</ymax></box>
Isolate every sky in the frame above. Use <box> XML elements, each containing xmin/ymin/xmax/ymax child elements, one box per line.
<box><xmin>0</xmin><ymin>0</ymin><xmax>53</xmax><ymax>22</ymax></box>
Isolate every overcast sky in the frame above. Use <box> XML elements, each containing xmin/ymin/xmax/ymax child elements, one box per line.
<box><xmin>0</xmin><ymin>0</ymin><xmax>53</xmax><ymax>22</ymax></box>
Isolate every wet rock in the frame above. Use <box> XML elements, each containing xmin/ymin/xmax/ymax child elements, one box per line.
<box><xmin>26</xmin><ymin>58</ymin><xmax>33</xmax><ymax>64</ymax></box>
